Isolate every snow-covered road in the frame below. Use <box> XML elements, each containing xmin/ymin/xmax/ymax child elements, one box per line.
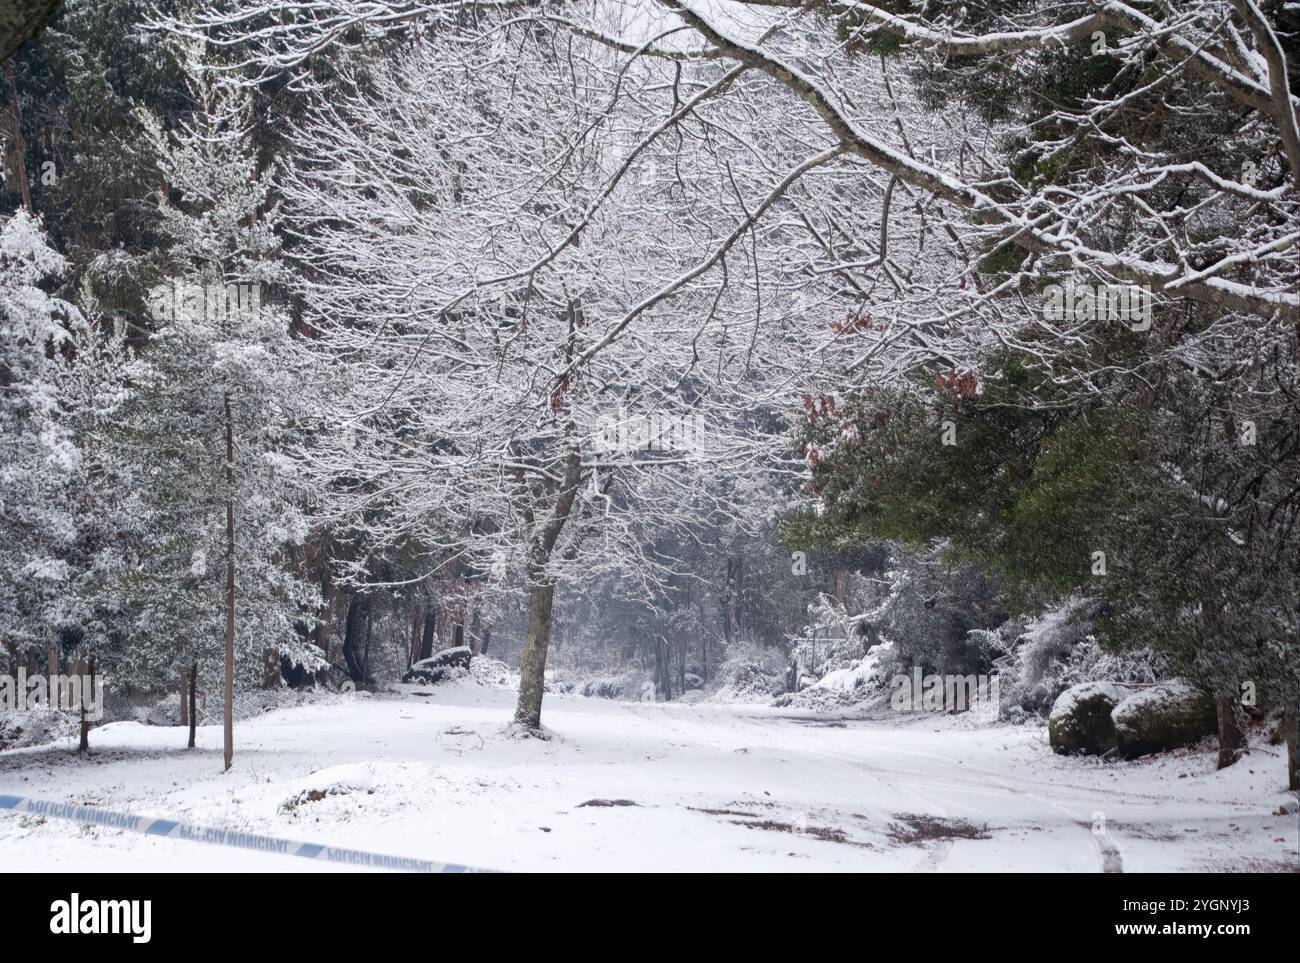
<box><xmin>1</xmin><ymin>685</ymin><xmax>1295</xmax><ymax>872</ymax></box>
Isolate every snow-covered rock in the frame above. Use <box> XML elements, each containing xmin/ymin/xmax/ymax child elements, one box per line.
<box><xmin>284</xmin><ymin>763</ymin><xmax>377</xmax><ymax>808</ymax></box>
<box><xmin>1048</xmin><ymin>681</ymin><xmax>1124</xmax><ymax>755</ymax></box>
<box><xmin>1111</xmin><ymin>681</ymin><xmax>1215</xmax><ymax>758</ymax></box>
<box><xmin>402</xmin><ymin>646</ymin><xmax>473</xmax><ymax>685</ymax></box>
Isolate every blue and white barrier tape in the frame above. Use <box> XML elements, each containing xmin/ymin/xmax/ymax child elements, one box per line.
<box><xmin>0</xmin><ymin>794</ymin><xmax>489</xmax><ymax>873</ymax></box>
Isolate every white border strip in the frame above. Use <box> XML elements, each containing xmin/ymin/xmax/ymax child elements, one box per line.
<box><xmin>0</xmin><ymin>794</ymin><xmax>490</xmax><ymax>873</ymax></box>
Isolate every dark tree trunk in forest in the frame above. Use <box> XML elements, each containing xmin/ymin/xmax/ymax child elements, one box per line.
<box><xmin>678</xmin><ymin>631</ymin><xmax>685</xmax><ymax>695</ymax></box>
<box><xmin>1215</xmin><ymin>696</ymin><xmax>1247</xmax><ymax>769</ymax></box>
<box><xmin>419</xmin><ymin>608</ymin><xmax>436</xmax><ymax>661</ymax></box>
<box><xmin>46</xmin><ymin>639</ymin><xmax>57</xmax><ymax>677</ymax></box>
<box><xmin>408</xmin><ymin>600</ymin><xmax>425</xmax><ymax>668</ymax></box>
<box><xmin>653</xmin><ymin>635</ymin><xmax>672</xmax><ymax>701</ymax></box>
<box><xmin>481</xmin><ymin>627</ymin><xmax>491</xmax><ymax>655</ymax></box>
<box><xmin>223</xmin><ymin>392</ymin><xmax>235</xmax><ymax>772</ymax></box>
<box><xmin>1285</xmin><ymin>704</ymin><xmax>1298</xmax><ymax>791</ymax></box>
<box><xmin>5</xmin><ymin>59</ymin><xmax>31</xmax><ymax>213</ymax></box>
<box><xmin>361</xmin><ymin>604</ymin><xmax>372</xmax><ymax>685</ymax></box>
<box><xmin>341</xmin><ymin>596</ymin><xmax>369</xmax><ymax>682</ymax></box>
<box><xmin>179</xmin><ymin>667</ymin><xmax>189</xmax><ymax>729</ymax></box>
<box><xmin>187</xmin><ymin>661</ymin><xmax>197</xmax><ymax>749</ymax></box>
<box><xmin>78</xmin><ymin>656</ymin><xmax>94</xmax><ymax>753</ymax></box>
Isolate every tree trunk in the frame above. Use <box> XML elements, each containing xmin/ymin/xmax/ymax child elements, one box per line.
<box><xmin>419</xmin><ymin>607</ymin><xmax>436</xmax><ymax>661</ymax></box>
<box><xmin>261</xmin><ymin>646</ymin><xmax>280</xmax><ymax>689</ymax></box>
<box><xmin>361</xmin><ymin>604</ymin><xmax>373</xmax><ymax>685</ymax></box>
<box><xmin>78</xmin><ymin>656</ymin><xmax>94</xmax><ymax>753</ymax></box>
<box><xmin>514</xmin><ymin>580</ymin><xmax>556</xmax><ymax>730</ymax></box>
<box><xmin>47</xmin><ymin>640</ymin><xmax>61</xmax><ymax>707</ymax></box>
<box><xmin>5</xmin><ymin>59</ymin><xmax>32</xmax><ymax>213</ymax></box>
<box><xmin>408</xmin><ymin>600</ymin><xmax>425</xmax><ymax>668</ymax></box>
<box><xmin>1215</xmin><ymin>696</ymin><xmax>1247</xmax><ymax>769</ymax></box>
<box><xmin>469</xmin><ymin>608</ymin><xmax>482</xmax><ymax>656</ymax></box>
<box><xmin>510</xmin><ymin>447</ymin><xmax>582</xmax><ymax>732</ymax></box>
<box><xmin>179</xmin><ymin>667</ymin><xmax>189</xmax><ymax>729</ymax></box>
<box><xmin>654</xmin><ymin>635</ymin><xmax>672</xmax><ymax>702</ymax></box>
<box><xmin>481</xmin><ymin>627</ymin><xmax>491</xmax><ymax>655</ymax></box>
<box><xmin>341</xmin><ymin>595</ymin><xmax>368</xmax><ymax>682</ymax></box>
<box><xmin>223</xmin><ymin>392</ymin><xmax>236</xmax><ymax>772</ymax></box>
<box><xmin>1285</xmin><ymin>703</ymin><xmax>1298</xmax><ymax>792</ymax></box>
<box><xmin>187</xmin><ymin>660</ymin><xmax>197</xmax><ymax>750</ymax></box>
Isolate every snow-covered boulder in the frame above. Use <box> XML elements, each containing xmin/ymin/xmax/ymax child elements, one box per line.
<box><xmin>1111</xmin><ymin>681</ymin><xmax>1215</xmax><ymax>758</ymax></box>
<box><xmin>402</xmin><ymin>646</ymin><xmax>473</xmax><ymax>685</ymax></box>
<box><xmin>1048</xmin><ymin>681</ymin><xmax>1124</xmax><ymax>755</ymax></box>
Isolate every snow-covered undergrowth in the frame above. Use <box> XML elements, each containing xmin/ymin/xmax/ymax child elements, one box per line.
<box><xmin>772</xmin><ymin>643</ymin><xmax>894</xmax><ymax>712</ymax></box>
<box><xmin>775</xmin><ymin>595</ymin><xmax>1173</xmax><ymax>722</ymax></box>
<box><xmin>465</xmin><ymin>657</ymin><xmax>517</xmax><ymax>689</ymax></box>
<box><xmin>706</xmin><ymin>647</ymin><xmax>786</xmax><ymax>703</ymax></box>
<box><xmin>0</xmin><ymin>708</ymin><xmax>80</xmax><ymax>751</ymax></box>
<box><xmin>994</xmin><ymin>597</ymin><xmax>1166</xmax><ymax>719</ymax></box>
<box><xmin>0</xmin><ymin>687</ymin><xmax>1293</xmax><ymax>872</ymax></box>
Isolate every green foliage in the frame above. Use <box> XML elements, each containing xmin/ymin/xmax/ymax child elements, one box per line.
<box><xmin>789</xmin><ymin>354</ymin><xmax>1163</xmax><ymax>614</ymax></box>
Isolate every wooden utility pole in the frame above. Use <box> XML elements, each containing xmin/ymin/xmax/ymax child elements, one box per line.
<box><xmin>188</xmin><ymin>660</ymin><xmax>198</xmax><ymax>749</ymax></box>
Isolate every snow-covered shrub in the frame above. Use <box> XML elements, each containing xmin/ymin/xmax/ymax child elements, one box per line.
<box><xmin>712</xmin><ymin>644</ymin><xmax>786</xmax><ymax>702</ymax></box>
<box><xmin>997</xmin><ymin>596</ymin><xmax>1166</xmax><ymax>717</ymax></box>
<box><xmin>0</xmin><ymin>709</ymin><xmax>79</xmax><ymax>750</ymax></box>
<box><xmin>873</xmin><ymin>543</ymin><xmax>1007</xmax><ymax>679</ymax></box>
<box><xmin>773</xmin><ymin>641</ymin><xmax>894</xmax><ymax>710</ymax></box>
<box><xmin>468</xmin><ymin>657</ymin><xmax>516</xmax><ymax>689</ymax></box>
<box><xmin>569</xmin><ymin>666</ymin><xmax>647</xmax><ymax>700</ymax></box>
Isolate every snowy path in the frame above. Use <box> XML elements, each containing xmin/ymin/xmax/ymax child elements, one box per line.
<box><xmin>1</xmin><ymin>686</ymin><xmax>1295</xmax><ymax>872</ymax></box>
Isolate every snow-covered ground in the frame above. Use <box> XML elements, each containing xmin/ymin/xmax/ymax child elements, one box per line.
<box><xmin>1</xmin><ymin>683</ymin><xmax>1296</xmax><ymax>872</ymax></box>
